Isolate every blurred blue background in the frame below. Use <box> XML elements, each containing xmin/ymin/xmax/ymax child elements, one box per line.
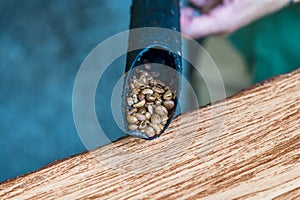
<box><xmin>0</xmin><ymin>0</ymin><xmax>130</xmax><ymax>182</ymax></box>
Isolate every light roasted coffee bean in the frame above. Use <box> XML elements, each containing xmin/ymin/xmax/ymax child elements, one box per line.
<box><xmin>130</xmin><ymin>83</ymin><xmax>135</xmax><ymax>90</ymax></box>
<box><xmin>132</xmin><ymin>94</ymin><xmax>138</xmax><ymax>103</ymax></box>
<box><xmin>127</xmin><ymin>115</ymin><xmax>138</xmax><ymax>124</ymax></box>
<box><xmin>141</xmin><ymin>76</ymin><xmax>147</xmax><ymax>84</ymax></box>
<box><xmin>151</xmin><ymin>114</ymin><xmax>161</xmax><ymax>124</ymax></box>
<box><xmin>127</xmin><ymin>97</ymin><xmax>134</xmax><ymax>106</ymax></box>
<box><xmin>163</xmin><ymin>89</ymin><xmax>172</xmax><ymax>100</ymax></box>
<box><xmin>158</xmin><ymin>124</ymin><xmax>164</xmax><ymax>130</ymax></box>
<box><xmin>153</xmin><ymin>93</ymin><xmax>162</xmax><ymax>101</ymax></box>
<box><xmin>131</xmin><ymin>88</ymin><xmax>140</xmax><ymax>95</ymax></box>
<box><xmin>163</xmin><ymin>100</ymin><xmax>175</xmax><ymax>110</ymax></box>
<box><xmin>139</xmin><ymin>121</ymin><xmax>148</xmax><ymax>129</ymax></box>
<box><xmin>145</xmin><ymin>112</ymin><xmax>151</xmax><ymax>120</ymax></box>
<box><xmin>146</xmin><ymin>95</ymin><xmax>156</xmax><ymax>102</ymax></box>
<box><xmin>138</xmin><ymin>107</ymin><xmax>147</xmax><ymax>114</ymax></box>
<box><xmin>147</xmin><ymin>104</ymin><xmax>153</xmax><ymax>114</ymax></box>
<box><xmin>133</xmin><ymin>79</ymin><xmax>143</xmax><ymax>87</ymax></box>
<box><xmin>154</xmin><ymin>105</ymin><xmax>168</xmax><ymax>116</ymax></box>
<box><xmin>149</xmin><ymin>80</ymin><xmax>156</xmax><ymax>86</ymax></box>
<box><xmin>142</xmin><ymin>88</ymin><xmax>154</xmax><ymax>95</ymax></box>
<box><xmin>155</xmin><ymin>100</ymin><xmax>161</xmax><ymax>106</ymax></box>
<box><xmin>161</xmin><ymin>115</ymin><xmax>168</xmax><ymax>125</ymax></box>
<box><xmin>144</xmin><ymin>127</ymin><xmax>155</xmax><ymax>137</ymax></box>
<box><xmin>128</xmin><ymin>108</ymin><xmax>138</xmax><ymax>115</ymax></box>
<box><xmin>133</xmin><ymin>99</ymin><xmax>146</xmax><ymax>108</ymax></box>
<box><xmin>128</xmin><ymin>124</ymin><xmax>138</xmax><ymax>131</ymax></box>
<box><xmin>135</xmin><ymin>113</ymin><xmax>147</xmax><ymax>121</ymax></box>
<box><xmin>140</xmin><ymin>129</ymin><xmax>145</xmax><ymax>133</ymax></box>
<box><xmin>145</xmin><ymin>102</ymin><xmax>154</xmax><ymax>106</ymax></box>
<box><xmin>137</xmin><ymin>93</ymin><xmax>145</xmax><ymax>101</ymax></box>
<box><xmin>153</xmin><ymin>86</ymin><xmax>164</xmax><ymax>94</ymax></box>
<box><xmin>152</xmin><ymin>123</ymin><xmax>161</xmax><ymax>134</ymax></box>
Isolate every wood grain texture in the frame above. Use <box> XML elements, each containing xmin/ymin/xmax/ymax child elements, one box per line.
<box><xmin>1</xmin><ymin>69</ymin><xmax>300</xmax><ymax>199</ymax></box>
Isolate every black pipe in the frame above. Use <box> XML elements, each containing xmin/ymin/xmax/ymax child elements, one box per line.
<box><xmin>126</xmin><ymin>0</ymin><xmax>182</xmax><ymax>72</ymax></box>
<box><xmin>124</xmin><ymin>0</ymin><xmax>182</xmax><ymax>139</ymax></box>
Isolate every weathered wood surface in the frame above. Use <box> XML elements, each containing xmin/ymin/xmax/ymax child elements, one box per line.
<box><xmin>1</xmin><ymin>69</ymin><xmax>300</xmax><ymax>199</ymax></box>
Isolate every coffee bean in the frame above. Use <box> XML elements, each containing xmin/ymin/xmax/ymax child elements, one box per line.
<box><xmin>139</xmin><ymin>121</ymin><xmax>148</xmax><ymax>129</ymax></box>
<box><xmin>163</xmin><ymin>90</ymin><xmax>172</xmax><ymax>100</ymax></box>
<box><xmin>135</xmin><ymin>113</ymin><xmax>147</xmax><ymax>121</ymax></box>
<box><xmin>147</xmin><ymin>105</ymin><xmax>153</xmax><ymax>114</ymax></box>
<box><xmin>153</xmin><ymin>93</ymin><xmax>162</xmax><ymax>101</ymax></box>
<box><xmin>132</xmin><ymin>88</ymin><xmax>140</xmax><ymax>95</ymax></box>
<box><xmin>137</xmin><ymin>93</ymin><xmax>145</xmax><ymax>101</ymax></box>
<box><xmin>128</xmin><ymin>124</ymin><xmax>138</xmax><ymax>131</ymax></box>
<box><xmin>140</xmin><ymin>70</ymin><xmax>149</xmax><ymax>76</ymax></box>
<box><xmin>164</xmin><ymin>86</ymin><xmax>170</xmax><ymax>90</ymax></box>
<box><xmin>146</xmin><ymin>95</ymin><xmax>156</xmax><ymax>102</ymax></box>
<box><xmin>161</xmin><ymin>115</ymin><xmax>168</xmax><ymax>125</ymax></box>
<box><xmin>154</xmin><ymin>105</ymin><xmax>168</xmax><ymax>116</ymax></box>
<box><xmin>133</xmin><ymin>79</ymin><xmax>144</xmax><ymax>87</ymax></box>
<box><xmin>145</xmin><ymin>102</ymin><xmax>154</xmax><ymax>106</ymax></box>
<box><xmin>152</xmin><ymin>86</ymin><xmax>165</xmax><ymax>94</ymax></box>
<box><xmin>132</xmin><ymin>94</ymin><xmax>138</xmax><ymax>103</ymax></box>
<box><xmin>142</xmin><ymin>88</ymin><xmax>154</xmax><ymax>95</ymax></box>
<box><xmin>158</xmin><ymin>124</ymin><xmax>164</xmax><ymax>130</ymax></box>
<box><xmin>141</xmin><ymin>76</ymin><xmax>147</xmax><ymax>84</ymax></box>
<box><xmin>130</xmin><ymin>83</ymin><xmax>135</xmax><ymax>90</ymax></box>
<box><xmin>138</xmin><ymin>107</ymin><xmax>147</xmax><ymax>114</ymax></box>
<box><xmin>128</xmin><ymin>108</ymin><xmax>138</xmax><ymax>115</ymax></box>
<box><xmin>149</xmin><ymin>80</ymin><xmax>157</xmax><ymax>86</ymax></box>
<box><xmin>163</xmin><ymin>100</ymin><xmax>175</xmax><ymax>110</ymax></box>
<box><xmin>151</xmin><ymin>114</ymin><xmax>161</xmax><ymax>124</ymax></box>
<box><xmin>145</xmin><ymin>112</ymin><xmax>151</xmax><ymax>120</ymax></box>
<box><xmin>155</xmin><ymin>100</ymin><xmax>161</xmax><ymax>106</ymax></box>
<box><xmin>133</xmin><ymin>99</ymin><xmax>146</xmax><ymax>108</ymax></box>
<box><xmin>127</xmin><ymin>115</ymin><xmax>138</xmax><ymax>124</ymax></box>
<box><xmin>152</xmin><ymin>123</ymin><xmax>161</xmax><ymax>134</ymax></box>
<box><xmin>127</xmin><ymin>97</ymin><xmax>134</xmax><ymax>106</ymax></box>
<box><xmin>140</xmin><ymin>129</ymin><xmax>145</xmax><ymax>133</ymax></box>
<box><xmin>144</xmin><ymin>127</ymin><xmax>155</xmax><ymax>137</ymax></box>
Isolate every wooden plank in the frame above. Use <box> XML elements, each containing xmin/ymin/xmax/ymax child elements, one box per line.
<box><xmin>1</xmin><ymin>69</ymin><xmax>300</xmax><ymax>199</ymax></box>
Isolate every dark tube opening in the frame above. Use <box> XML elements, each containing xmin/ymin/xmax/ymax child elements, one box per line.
<box><xmin>123</xmin><ymin>46</ymin><xmax>181</xmax><ymax>139</ymax></box>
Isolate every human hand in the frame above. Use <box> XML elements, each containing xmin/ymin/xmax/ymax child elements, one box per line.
<box><xmin>181</xmin><ymin>0</ymin><xmax>290</xmax><ymax>38</ymax></box>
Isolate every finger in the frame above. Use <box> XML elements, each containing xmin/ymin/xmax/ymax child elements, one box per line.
<box><xmin>180</xmin><ymin>7</ymin><xmax>197</xmax><ymax>28</ymax></box>
<box><xmin>181</xmin><ymin>5</ymin><xmax>236</xmax><ymax>38</ymax></box>
<box><xmin>190</xmin><ymin>0</ymin><xmax>222</xmax><ymax>8</ymax></box>
<box><xmin>181</xmin><ymin>15</ymin><xmax>222</xmax><ymax>38</ymax></box>
<box><xmin>181</xmin><ymin>7</ymin><xmax>196</xmax><ymax>19</ymax></box>
<box><xmin>189</xmin><ymin>0</ymin><xmax>225</xmax><ymax>15</ymax></box>
<box><xmin>189</xmin><ymin>0</ymin><xmax>209</xmax><ymax>7</ymax></box>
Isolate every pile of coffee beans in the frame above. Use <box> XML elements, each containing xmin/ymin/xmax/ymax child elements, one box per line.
<box><xmin>125</xmin><ymin>69</ymin><xmax>176</xmax><ymax>138</ymax></box>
